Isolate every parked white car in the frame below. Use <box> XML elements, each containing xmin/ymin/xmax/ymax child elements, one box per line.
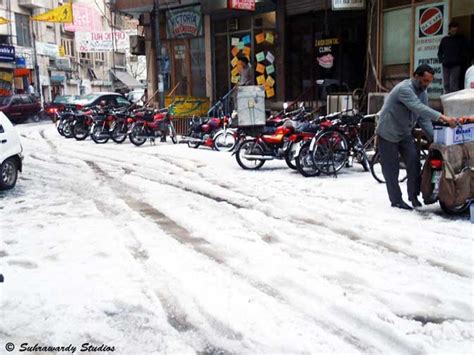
<box><xmin>0</xmin><ymin>112</ymin><xmax>23</xmax><ymax>190</ymax></box>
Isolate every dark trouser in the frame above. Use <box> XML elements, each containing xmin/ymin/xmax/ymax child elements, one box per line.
<box><xmin>442</xmin><ymin>65</ymin><xmax>461</xmax><ymax>93</ymax></box>
<box><xmin>379</xmin><ymin>135</ymin><xmax>420</xmax><ymax>205</ymax></box>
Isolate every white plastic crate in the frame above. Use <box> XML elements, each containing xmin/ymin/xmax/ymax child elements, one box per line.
<box><xmin>433</xmin><ymin>123</ymin><xmax>474</xmax><ymax>146</ymax></box>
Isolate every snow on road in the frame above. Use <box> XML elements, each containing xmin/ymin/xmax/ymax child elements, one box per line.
<box><xmin>0</xmin><ymin>122</ymin><xmax>472</xmax><ymax>354</ymax></box>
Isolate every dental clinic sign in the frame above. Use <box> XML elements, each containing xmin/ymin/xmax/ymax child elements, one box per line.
<box><xmin>166</xmin><ymin>6</ymin><xmax>202</xmax><ymax>39</ymax></box>
<box><xmin>414</xmin><ymin>1</ymin><xmax>449</xmax><ymax>99</ymax></box>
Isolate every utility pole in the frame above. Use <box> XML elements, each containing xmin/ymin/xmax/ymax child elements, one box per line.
<box><xmin>153</xmin><ymin>0</ymin><xmax>164</xmax><ymax>108</ymax></box>
<box><xmin>30</xmin><ymin>11</ymin><xmax>42</xmax><ymax>105</ymax></box>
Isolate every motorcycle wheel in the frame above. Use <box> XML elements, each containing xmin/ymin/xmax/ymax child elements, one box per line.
<box><xmin>73</xmin><ymin>122</ymin><xmax>89</xmax><ymax>141</ymax></box>
<box><xmin>129</xmin><ymin>125</ymin><xmax>147</xmax><ymax>146</ymax></box>
<box><xmin>62</xmin><ymin>121</ymin><xmax>74</xmax><ymax>139</ymax></box>
<box><xmin>236</xmin><ymin>139</ymin><xmax>265</xmax><ymax>170</ymax></box>
<box><xmin>284</xmin><ymin>141</ymin><xmax>298</xmax><ymax>170</ymax></box>
<box><xmin>111</xmin><ymin>124</ymin><xmax>128</xmax><ymax>144</ymax></box>
<box><xmin>56</xmin><ymin>121</ymin><xmax>64</xmax><ymax>136</ymax></box>
<box><xmin>370</xmin><ymin>150</ymin><xmax>408</xmax><ymax>184</ymax></box>
<box><xmin>91</xmin><ymin>124</ymin><xmax>110</xmax><ymax>144</ymax></box>
<box><xmin>214</xmin><ymin>131</ymin><xmax>236</xmax><ymax>152</ymax></box>
<box><xmin>440</xmin><ymin>201</ymin><xmax>470</xmax><ymax>215</ymax></box>
<box><xmin>296</xmin><ymin>141</ymin><xmax>320</xmax><ymax>177</ymax></box>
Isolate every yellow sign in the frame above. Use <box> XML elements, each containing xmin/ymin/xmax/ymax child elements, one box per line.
<box><xmin>265</xmin><ymin>87</ymin><xmax>275</xmax><ymax>98</ymax></box>
<box><xmin>59</xmin><ymin>45</ymin><xmax>66</xmax><ymax>57</ymax></box>
<box><xmin>165</xmin><ymin>95</ymin><xmax>210</xmax><ymax>118</ymax></box>
<box><xmin>266</xmin><ymin>75</ymin><xmax>275</xmax><ymax>87</ymax></box>
<box><xmin>32</xmin><ymin>3</ymin><xmax>73</xmax><ymax>23</ymax></box>
<box><xmin>0</xmin><ymin>16</ymin><xmax>11</xmax><ymax>25</ymax></box>
<box><xmin>256</xmin><ymin>75</ymin><xmax>266</xmax><ymax>85</ymax></box>
<box><xmin>265</xmin><ymin>32</ymin><xmax>274</xmax><ymax>44</ymax></box>
<box><xmin>0</xmin><ymin>71</ymin><xmax>14</xmax><ymax>82</ymax></box>
<box><xmin>231</xmin><ymin>67</ymin><xmax>240</xmax><ymax>77</ymax></box>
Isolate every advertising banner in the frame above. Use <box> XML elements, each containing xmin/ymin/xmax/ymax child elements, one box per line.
<box><xmin>75</xmin><ymin>30</ymin><xmax>137</xmax><ymax>52</ymax></box>
<box><xmin>165</xmin><ymin>95</ymin><xmax>210</xmax><ymax>118</ymax></box>
<box><xmin>414</xmin><ymin>0</ymin><xmax>449</xmax><ymax>99</ymax></box>
<box><xmin>64</xmin><ymin>3</ymin><xmax>103</xmax><ymax>32</ymax></box>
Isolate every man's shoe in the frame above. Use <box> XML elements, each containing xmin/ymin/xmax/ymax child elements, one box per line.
<box><xmin>391</xmin><ymin>201</ymin><xmax>413</xmax><ymax>210</ymax></box>
<box><xmin>410</xmin><ymin>197</ymin><xmax>422</xmax><ymax>208</ymax></box>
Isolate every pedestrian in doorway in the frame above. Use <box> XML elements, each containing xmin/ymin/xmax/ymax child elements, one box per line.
<box><xmin>28</xmin><ymin>82</ymin><xmax>36</xmax><ymax>96</ymax></box>
<box><xmin>238</xmin><ymin>56</ymin><xmax>253</xmax><ymax>86</ymax></box>
<box><xmin>376</xmin><ymin>64</ymin><xmax>457</xmax><ymax>210</ymax></box>
<box><xmin>437</xmin><ymin>21</ymin><xmax>469</xmax><ymax>93</ymax></box>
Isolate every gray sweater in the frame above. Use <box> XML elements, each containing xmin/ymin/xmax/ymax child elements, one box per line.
<box><xmin>376</xmin><ymin>79</ymin><xmax>441</xmax><ymax>142</ymax></box>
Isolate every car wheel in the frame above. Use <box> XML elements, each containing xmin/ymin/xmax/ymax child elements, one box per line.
<box><xmin>0</xmin><ymin>158</ymin><xmax>18</xmax><ymax>191</ymax></box>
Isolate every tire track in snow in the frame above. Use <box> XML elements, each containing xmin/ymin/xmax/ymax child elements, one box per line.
<box><xmin>84</xmin><ymin>160</ymin><xmax>387</xmax><ymax>354</ymax></box>
<box><xmin>34</xmin><ymin>128</ymin><xmax>469</xmax><ymax>353</ymax></box>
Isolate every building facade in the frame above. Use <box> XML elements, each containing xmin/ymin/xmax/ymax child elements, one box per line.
<box><xmin>0</xmin><ymin>0</ymin><xmax>144</xmax><ymax>103</ymax></box>
<box><xmin>113</xmin><ymin>0</ymin><xmax>473</xmax><ymax>110</ymax></box>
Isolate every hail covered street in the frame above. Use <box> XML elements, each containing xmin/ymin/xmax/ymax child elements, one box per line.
<box><xmin>0</xmin><ymin>121</ymin><xmax>472</xmax><ymax>354</ymax></box>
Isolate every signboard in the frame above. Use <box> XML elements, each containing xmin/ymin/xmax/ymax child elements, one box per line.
<box><xmin>166</xmin><ymin>6</ymin><xmax>202</xmax><ymax>38</ymax></box>
<box><xmin>15</xmin><ymin>47</ymin><xmax>34</xmax><ymax>69</ymax></box>
<box><xmin>315</xmin><ymin>37</ymin><xmax>340</xmax><ymax>71</ymax></box>
<box><xmin>0</xmin><ymin>70</ymin><xmax>13</xmax><ymax>96</ymax></box>
<box><xmin>414</xmin><ymin>1</ymin><xmax>449</xmax><ymax>99</ymax></box>
<box><xmin>332</xmin><ymin>0</ymin><xmax>365</xmax><ymax>10</ymax></box>
<box><xmin>36</xmin><ymin>42</ymin><xmax>59</xmax><ymax>58</ymax></box>
<box><xmin>165</xmin><ymin>95</ymin><xmax>210</xmax><ymax>118</ymax></box>
<box><xmin>75</xmin><ymin>30</ymin><xmax>137</xmax><ymax>52</ymax></box>
<box><xmin>55</xmin><ymin>57</ymin><xmax>71</xmax><ymax>70</ymax></box>
<box><xmin>64</xmin><ymin>4</ymin><xmax>103</xmax><ymax>32</ymax></box>
<box><xmin>0</xmin><ymin>45</ymin><xmax>15</xmax><ymax>62</ymax></box>
<box><xmin>228</xmin><ymin>0</ymin><xmax>255</xmax><ymax>11</ymax></box>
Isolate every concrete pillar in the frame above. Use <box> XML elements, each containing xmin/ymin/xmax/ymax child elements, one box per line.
<box><xmin>276</xmin><ymin>0</ymin><xmax>286</xmax><ymax>102</ymax></box>
<box><xmin>204</xmin><ymin>14</ymin><xmax>213</xmax><ymax>100</ymax></box>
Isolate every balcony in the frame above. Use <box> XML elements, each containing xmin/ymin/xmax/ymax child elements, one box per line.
<box><xmin>18</xmin><ymin>0</ymin><xmax>44</xmax><ymax>9</ymax></box>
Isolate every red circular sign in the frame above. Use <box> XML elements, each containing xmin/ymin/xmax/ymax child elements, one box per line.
<box><xmin>420</xmin><ymin>7</ymin><xmax>443</xmax><ymax>36</ymax></box>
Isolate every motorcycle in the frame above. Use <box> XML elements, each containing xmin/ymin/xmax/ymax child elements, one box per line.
<box><xmin>181</xmin><ymin>114</ymin><xmax>237</xmax><ymax>152</ymax></box>
<box><xmin>55</xmin><ymin>108</ymin><xmax>77</xmax><ymax>138</ymax></box>
<box><xmin>128</xmin><ymin>107</ymin><xmax>178</xmax><ymax>146</ymax></box>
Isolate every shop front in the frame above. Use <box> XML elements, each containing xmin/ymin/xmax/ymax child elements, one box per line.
<box><xmin>380</xmin><ymin>0</ymin><xmax>474</xmax><ymax>101</ymax></box>
<box><xmin>161</xmin><ymin>3</ymin><xmax>206</xmax><ymax>98</ymax></box>
<box><xmin>203</xmin><ymin>0</ymin><xmax>278</xmax><ymax>101</ymax></box>
<box><xmin>284</xmin><ymin>0</ymin><xmax>368</xmax><ymax>102</ymax></box>
<box><xmin>0</xmin><ymin>45</ymin><xmax>16</xmax><ymax>96</ymax></box>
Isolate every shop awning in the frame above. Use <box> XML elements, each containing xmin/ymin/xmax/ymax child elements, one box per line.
<box><xmin>109</xmin><ymin>70</ymin><xmax>143</xmax><ymax>89</ymax></box>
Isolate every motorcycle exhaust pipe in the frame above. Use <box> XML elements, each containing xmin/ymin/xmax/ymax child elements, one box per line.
<box><xmin>242</xmin><ymin>154</ymin><xmax>275</xmax><ymax>160</ymax></box>
<box><xmin>180</xmin><ymin>137</ymin><xmax>203</xmax><ymax>144</ymax></box>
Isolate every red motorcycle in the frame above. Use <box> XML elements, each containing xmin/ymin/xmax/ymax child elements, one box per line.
<box><xmin>128</xmin><ymin>107</ymin><xmax>177</xmax><ymax>146</ymax></box>
<box><xmin>181</xmin><ymin>115</ymin><xmax>237</xmax><ymax>152</ymax></box>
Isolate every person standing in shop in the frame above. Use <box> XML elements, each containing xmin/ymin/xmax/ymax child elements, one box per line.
<box><xmin>437</xmin><ymin>22</ymin><xmax>469</xmax><ymax>93</ymax></box>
